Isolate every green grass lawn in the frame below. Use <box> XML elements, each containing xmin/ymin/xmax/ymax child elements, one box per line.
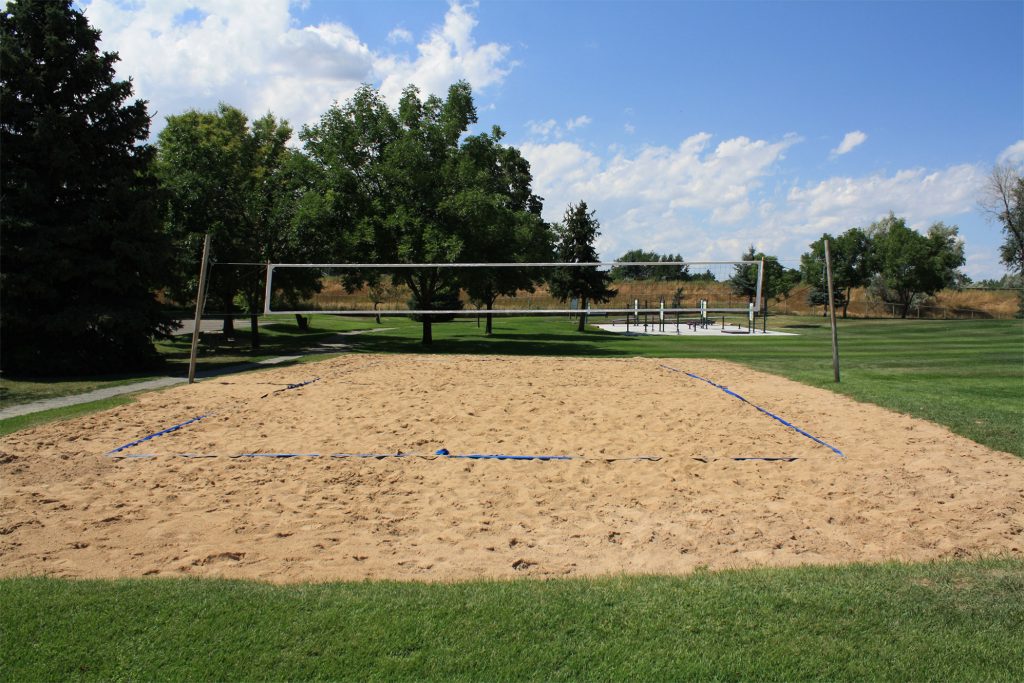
<box><xmin>0</xmin><ymin>395</ymin><xmax>136</xmax><ymax>437</ymax></box>
<box><xmin>2</xmin><ymin>558</ymin><xmax>1021</xmax><ymax>681</ymax></box>
<box><xmin>0</xmin><ymin>316</ymin><xmax>379</xmax><ymax>410</ymax></box>
<box><xmin>0</xmin><ymin>374</ymin><xmax>162</xmax><ymax>408</ymax></box>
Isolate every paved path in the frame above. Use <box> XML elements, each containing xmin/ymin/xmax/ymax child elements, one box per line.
<box><xmin>0</xmin><ymin>329</ymin><xmax>389</xmax><ymax>420</ymax></box>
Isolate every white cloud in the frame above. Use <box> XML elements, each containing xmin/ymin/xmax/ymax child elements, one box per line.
<box><xmin>624</xmin><ymin>123</ymin><xmax>636</xmax><ymax>135</ymax></box>
<box><xmin>374</xmin><ymin>2</ymin><xmax>514</xmax><ymax>105</ymax></box>
<box><xmin>566</xmin><ymin>115</ymin><xmax>591</xmax><ymax>130</ymax></box>
<box><xmin>831</xmin><ymin>130</ymin><xmax>867</xmax><ymax>157</ymax></box>
<box><xmin>781</xmin><ymin>164</ymin><xmax>984</xmax><ymax>235</ymax></box>
<box><xmin>997</xmin><ymin>139</ymin><xmax>1024</xmax><ymax>167</ymax></box>
<box><xmin>522</xmin><ymin>132</ymin><xmax>799</xmax><ymax>228</ymax></box>
<box><xmin>525</xmin><ymin>115</ymin><xmax>591</xmax><ymax>140</ymax></box>
<box><xmin>82</xmin><ymin>0</ymin><xmax>514</xmax><ymax>137</ymax></box>
<box><xmin>522</xmin><ymin>130</ymin><xmax>991</xmax><ymax>268</ymax></box>
<box><xmin>526</xmin><ymin>118</ymin><xmax>559</xmax><ymax>138</ymax></box>
<box><xmin>387</xmin><ymin>27</ymin><xmax>413</xmax><ymax>44</ymax></box>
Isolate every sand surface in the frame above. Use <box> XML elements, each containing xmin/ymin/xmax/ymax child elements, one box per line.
<box><xmin>1</xmin><ymin>354</ymin><xmax>1021</xmax><ymax>582</ymax></box>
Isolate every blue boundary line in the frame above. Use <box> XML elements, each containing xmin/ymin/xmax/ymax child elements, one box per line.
<box><xmin>447</xmin><ymin>454</ymin><xmax>571</xmax><ymax>461</ymax></box>
<box><xmin>260</xmin><ymin>377</ymin><xmax>320</xmax><ymax>399</ymax></box>
<box><xmin>107</xmin><ymin>451</ymin><xmax>793</xmax><ymax>462</ymax></box>
<box><xmin>233</xmin><ymin>453</ymin><xmax>321</xmax><ymax>458</ymax></box>
<box><xmin>660</xmin><ymin>365</ymin><xmax>845</xmax><ymax>458</ymax></box>
<box><xmin>107</xmin><ymin>415</ymin><xmax>210</xmax><ymax>454</ymax></box>
<box><xmin>108</xmin><ymin>374</ymin><xmax>321</xmax><ymax>454</ymax></box>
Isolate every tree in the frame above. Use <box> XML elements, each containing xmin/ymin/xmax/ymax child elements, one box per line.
<box><xmin>549</xmin><ymin>202</ymin><xmax>616</xmax><ymax>331</ymax></box>
<box><xmin>981</xmin><ymin>164</ymin><xmax>1024</xmax><ymax>316</ymax></box>
<box><xmin>869</xmin><ymin>214</ymin><xmax>966</xmax><ymax>318</ymax></box>
<box><xmin>302</xmin><ymin>81</ymin><xmax>513</xmax><ymax>344</ymax></box>
<box><xmin>728</xmin><ymin>246</ymin><xmax>795</xmax><ymax>313</ymax></box>
<box><xmin>609</xmin><ymin>250</ymin><xmax>690</xmax><ymax>281</ymax></box>
<box><xmin>800</xmin><ymin>227</ymin><xmax>875</xmax><ymax>317</ymax></box>
<box><xmin>1</xmin><ymin>0</ymin><xmax>169</xmax><ymax>375</ymax></box>
<box><xmin>452</xmin><ymin>126</ymin><xmax>553</xmax><ymax>335</ymax></box>
<box><xmin>982</xmin><ymin>164</ymin><xmax>1024</xmax><ymax>274</ymax></box>
<box><xmin>157</xmin><ymin>105</ymin><xmax>316</xmax><ymax>348</ymax></box>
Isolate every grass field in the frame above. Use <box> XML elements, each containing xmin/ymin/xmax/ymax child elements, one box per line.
<box><xmin>3</xmin><ymin>314</ymin><xmax>1021</xmax><ymax>680</ymax></box>
<box><xmin>2</xmin><ymin>559</ymin><xmax>1021</xmax><ymax>681</ymax></box>
<box><xmin>0</xmin><ymin>317</ymin><xmax>374</xmax><ymax>408</ymax></box>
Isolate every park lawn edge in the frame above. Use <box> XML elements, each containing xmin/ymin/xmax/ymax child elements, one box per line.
<box><xmin>2</xmin><ymin>556</ymin><xmax>1022</xmax><ymax>681</ymax></box>
<box><xmin>0</xmin><ymin>395</ymin><xmax>137</xmax><ymax>437</ymax></box>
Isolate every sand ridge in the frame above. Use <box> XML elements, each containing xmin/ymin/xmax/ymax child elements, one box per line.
<box><xmin>1</xmin><ymin>353</ymin><xmax>1021</xmax><ymax>582</ymax></box>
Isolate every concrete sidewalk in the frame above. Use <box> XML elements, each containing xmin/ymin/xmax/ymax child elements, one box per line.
<box><xmin>0</xmin><ymin>328</ymin><xmax>388</xmax><ymax>420</ymax></box>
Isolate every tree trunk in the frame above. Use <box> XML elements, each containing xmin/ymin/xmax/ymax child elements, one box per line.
<box><xmin>223</xmin><ymin>314</ymin><xmax>234</xmax><ymax>338</ymax></box>
<box><xmin>901</xmin><ymin>301</ymin><xmax>911</xmax><ymax>318</ymax></box>
<box><xmin>422</xmin><ymin>319</ymin><xmax>432</xmax><ymax>345</ymax></box>
<box><xmin>577</xmin><ymin>298</ymin><xmax>587</xmax><ymax>332</ymax></box>
<box><xmin>485</xmin><ymin>301</ymin><xmax>493</xmax><ymax>335</ymax></box>
<box><xmin>250</xmin><ymin>313</ymin><xmax>260</xmax><ymax>349</ymax></box>
<box><xmin>374</xmin><ymin>303</ymin><xmax>381</xmax><ymax>326</ymax></box>
<box><xmin>842</xmin><ymin>287</ymin><xmax>851</xmax><ymax>318</ymax></box>
<box><xmin>294</xmin><ymin>314</ymin><xmax>309</xmax><ymax>331</ymax></box>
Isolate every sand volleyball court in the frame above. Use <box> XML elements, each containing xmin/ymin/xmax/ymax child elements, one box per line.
<box><xmin>1</xmin><ymin>354</ymin><xmax>1021</xmax><ymax>582</ymax></box>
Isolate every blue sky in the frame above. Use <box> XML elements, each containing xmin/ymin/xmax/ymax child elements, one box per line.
<box><xmin>82</xmin><ymin>0</ymin><xmax>1024</xmax><ymax>277</ymax></box>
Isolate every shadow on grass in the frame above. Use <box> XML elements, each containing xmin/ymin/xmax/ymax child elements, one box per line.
<box><xmin>349</xmin><ymin>329</ymin><xmax>642</xmax><ymax>358</ymax></box>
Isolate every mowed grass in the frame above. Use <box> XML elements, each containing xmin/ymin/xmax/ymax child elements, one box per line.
<box><xmin>0</xmin><ymin>395</ymin><xmax>135</xmax><ymax>437</ymax></box>
<box><xmin>0</xmin><ymin>317</ymin><xmax>379</xmax><ymax>408</ymax></box>
<box><xmin>2</xmin><ymin>559</ymin><xmax>1022</xmax><ymax>681</ymax></box>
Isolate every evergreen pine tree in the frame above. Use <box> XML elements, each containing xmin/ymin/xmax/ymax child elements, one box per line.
<box><xmin>549</xmin><ymin>202</ymin><xmax>616</xmax><ymax>331</ymax></box>
<box><xmin>1</xmin><ymin>0</ymin><xmax>168</xmax><ymax>374</ymax></box>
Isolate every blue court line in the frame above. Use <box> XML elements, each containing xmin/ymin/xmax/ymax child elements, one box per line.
<box><xmin>660</xmin><ymin>364</ymin><xmax>845</xmax><ymax>458</ymax></box>
<box><xmin>733</xmin><ymin>457</ymin><xmax>799</xmax><ymax>462</ymax></box>
<box><xmin>107</xmin><ymin>415</ymin><xmax>209</xmax><ymax>454</ymax></box>
<box><xmin>447</xmin><ymin>454</ymin><xmax>572</xmax><ymax>461</ymax></box>
<box><xmin>233</xmin><ymin>453</ymin><xmax>321</xmax><ymax>458</ymax></box>
<box><xmin>261</xmin><ymin>377</ymin><xmax>320</xmax><ymax>398</ymax></box>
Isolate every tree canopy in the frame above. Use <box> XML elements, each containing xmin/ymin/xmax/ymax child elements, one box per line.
<box><xmin>869</xmin><ymin>214</ymin><xmax>966</xmax><ymax>318</ymax></box>
<box><xmin>301</xmin><ymin>82</ymin><xmax>551</xmax><ymax>343</ymax></box>
<box><xmin>157</xmin><ymin>104</ymin><xmax>316</xmax><ymax>347</ymax></box>
<box><xmin>609</xmin><ymin>250</ymin><xmax>691</xmax><ymax>281</ymax></box>
<box><xmin>453</xmin><ymin>126</ymin><xmax>553</xmax><ymax>334</ymax></box>
<box><xmin>800</xmin><ymin>228</ymin><xmax>875</xmax><ymax>317</ymax></box>
<box><xmin>1</xmin><ymin>0</ymin><xmax>169</xmax><ymax>374</ymax></box>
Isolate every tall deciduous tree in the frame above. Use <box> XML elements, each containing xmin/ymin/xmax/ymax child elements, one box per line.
<box><xmin>801</xmin><ymin>228</ymin><xmax>875</xmax><ymax>317</ymax></box>
<box><xmin>869</xmin><ymin>214</ymin><xmax>966</xmax><ymax>318</ymax></box>
<box><xmin>453</xmin><ymin>126</ymin><xmax>553</xmax><ymax>335</ymax></box>
<box><xmin>302</xmin><ymin>81</ymin><xmax>521</xmax><ymax>344</ymax></box>
<box><xmin>1</xmin><ymin>0</ymin><xmax>169</xmax><ymax>375</ymax></box>
<box><xmin>549</xmin><ymin>202</ymin><xmax>616</xmax><ymax>332</ymax></box>
<box><xmin>981</xmin><ymin>164</ymin><xmax>1024</xmax><ymax>316</ymax></box>
<box><xmin>157</xmin><ymin>105</ymin><xmax>315</xmax><ymax>347</ymax></box>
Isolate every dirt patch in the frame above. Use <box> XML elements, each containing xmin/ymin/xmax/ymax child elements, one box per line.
<box><xmin>0</xmin><ymin>354</ymin><xmax>1021</xmax><ymax>582</ymax></box>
